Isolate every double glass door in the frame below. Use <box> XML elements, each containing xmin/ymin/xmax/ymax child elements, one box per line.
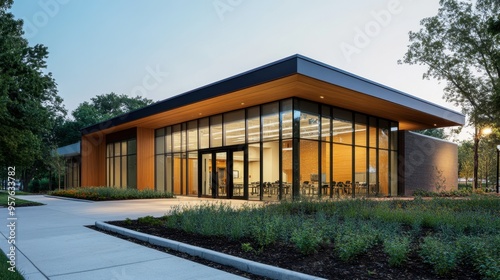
<box><xmin>200</xmin><ymin>147</ymin><xmax>245</xmax><ymax>199</ymax></box>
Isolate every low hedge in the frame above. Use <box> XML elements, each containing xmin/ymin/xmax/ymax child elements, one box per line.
<box><xmin>49</xmin><ymin>187</ymin><xmax>174</xmax><ymax>201</ymax></box>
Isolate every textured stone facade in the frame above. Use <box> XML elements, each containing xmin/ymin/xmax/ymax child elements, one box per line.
<box><xmin>400</xmin><ymin>131</ymin><xmax>458</xmax><ymax>196</ymax></box>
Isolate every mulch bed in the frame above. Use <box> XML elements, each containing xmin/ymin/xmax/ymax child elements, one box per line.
<box><xmin>92</xmin><ymin>219</ymin><xmax>483</xmax><ymax>280</ymax></box>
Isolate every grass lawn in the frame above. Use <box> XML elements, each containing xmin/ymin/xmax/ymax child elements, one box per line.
<box><xmin>49</xmin><ymin>187</ymin><xmax>175</xmax><ymax>201</ymax></box>
<box><xmin>0</xmin><ymin>191</ymin><xmax>43</xmax><ymax>207</ymax></box>
<box><xmin>125</xmin><ymin>196</ymin><xmax>500</xmax><ymax>279</ymax></box>
<box><xmin>0</xmin><ymin>251</ymin><xmax>24</xmax><ymax>280</ymax></box>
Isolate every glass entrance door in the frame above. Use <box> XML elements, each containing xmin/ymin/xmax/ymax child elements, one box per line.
<box><xmin>199</xmin><ymin>147</ymin><xmax>246</xmax><ymax>199</ymax></box>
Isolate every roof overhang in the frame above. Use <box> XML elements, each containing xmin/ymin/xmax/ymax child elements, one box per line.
<box><xmin>82</xmin><ymin>55</ymin><xmax>465</xmax><ymax>137</ymax></box>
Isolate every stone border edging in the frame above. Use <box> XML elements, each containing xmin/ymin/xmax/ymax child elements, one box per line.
<box><xmin>95</xmin><ymin>221</ymin><xmax>326</xmax><ymax>280</ymax></box>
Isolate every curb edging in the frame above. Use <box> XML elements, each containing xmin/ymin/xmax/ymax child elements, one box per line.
<box><xmin>95</xmin><ymin>221</ymin><xmax>326</xmax><ymax>280</ymax></box>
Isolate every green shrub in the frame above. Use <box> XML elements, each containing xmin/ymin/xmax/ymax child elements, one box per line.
<box><xmin>137</xmin><ymin>216</ymin><xmax>163</xmax><ymax>226</ymax></box>
<box><xmin>383</xmin><ymin>235</ymin><xmax>411</xmax><ymax>267</ymax></box>
<box><xmin>290</xmin><ymin>222</ymin><xmax>325</xmax><ymax>255</ymax></box>
<box><xmin>335</xmin><ymin>220</ymin><xmax>379</xmax><ymax>261</ymax></box>
<box><xmin>132</xmin><ymin>196</ymin><xmax>500</xmax><ymax>278</ymax></box>
<box><xmin>420</xmin><ymin>236</ymin><xmax>457</xmax><ymax>275</ymax></box>
<box><xmin>241</xmin><ymin>243</ymin><xmax>254</xmax><ymax>252</ymax></box>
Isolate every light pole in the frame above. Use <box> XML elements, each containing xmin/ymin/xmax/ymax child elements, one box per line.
<box><xmin>497</xmin><ymin>145</ymin><xmax>500</xmax><ymax>193</ymax></box>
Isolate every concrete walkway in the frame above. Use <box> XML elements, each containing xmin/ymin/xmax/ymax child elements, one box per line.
<box><xmin>0</xmin><ymin>195</ymin><xmax>262</xmax><ymax>280</ymax></box>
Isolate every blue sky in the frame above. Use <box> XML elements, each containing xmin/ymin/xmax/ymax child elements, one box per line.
<box><xmin>10</xmin><ymin>0</ymin><xmax>456</xmax><ymax>122</ymax></box>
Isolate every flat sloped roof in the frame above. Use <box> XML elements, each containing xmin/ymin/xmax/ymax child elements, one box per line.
<box><xmin>82</xmin><ymin>55</ymin><xmax>464</xmax><ymax>136</ymax></box>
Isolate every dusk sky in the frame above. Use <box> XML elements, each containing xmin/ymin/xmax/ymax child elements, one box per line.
<box><xmin>10</xmin><ymin>0</ymin><xmax>463</xmax><ymax>132</ymax></box>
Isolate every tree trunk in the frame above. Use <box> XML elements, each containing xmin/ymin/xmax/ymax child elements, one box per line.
<box><xmin>473</xmin><ymin>126</ymin><xmax>480</xmax><ymax>190</ymax></box>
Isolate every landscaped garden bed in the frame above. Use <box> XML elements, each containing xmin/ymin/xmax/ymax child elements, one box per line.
<box><xmin>107</xmin><ymin>196</ymin><xmax>500</xmax><ymax>279</ymax></box>
<box><xmin>49</xmin><ymin>187</ymin><xmax>174</xmax><ymax>201</ymax></box>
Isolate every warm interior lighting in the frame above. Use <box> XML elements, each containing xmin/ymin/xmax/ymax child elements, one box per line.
<box><xmin>320</xmin><ymin>96</ymin><xmax>324</xmax><ymax>99</ymax></box>
<box><xmin>497</xmin><ymin>144</ymin><xmax>500</xmax><ymax>151</ymax></box>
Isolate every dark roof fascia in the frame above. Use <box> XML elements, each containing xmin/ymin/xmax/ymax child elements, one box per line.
<box><xmin>81</xmin><ymin>55</ymin><xmax>301</xmax><ymax>135</ymax></box>
<box><xmin>294</xmin><ymin>55</ymin><xmax>465</xmax><ymax>126</ymax></box>
<box><xmin>82</xmin><ymin>54</ymin><xmax>465</xmax><ymax>135</ymax></box>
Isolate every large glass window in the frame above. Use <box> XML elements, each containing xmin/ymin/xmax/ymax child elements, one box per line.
<box><xmin>224</xmin><ymin>110</ymin><xmax>245</xmax><ymax>146</ymax></box>
<box><xmin>281</xmin><ymin>100</ymin><xmax>293</xmax><ymax>139</ymax></box>
<box><xmin>282</xmin><ymin>140</ymin><xmax>293</xmax><ymax>199</ymax></box>
<box><xmin>248</xmin><ymin>143</ymin><xmax>261</xmax><ymax>200</ymax></box>
<box><xmin>333</xmin><ymin>109</ymin><xmax>353</xmax><ymax>144</ymax></box>
<box><xmin>300</xmin><ymin>140</ymin><xmax>319</xmax><ymax>196</ymax></box>
<box><xmin>354</xmin><ymin>147</ymin><xmax>367</xmax><ymax>196</ymax></box>
<box><xmin>106</xmin><ymin>138</ymin><xmax>137</xmax><ymax>189</ymax></box>
<box><xmin>333</xmin><ymin>144</ymin><xmax>352</xmax><ymax>194</ymax></box>
<box><xmin>299</xmin><ymin>100</ymin><xmax>319</xmax><ymax>140</ymax></box>
<box><xmin>262</xmin><ymin>141</ymin><xmax>279</xmax><ymax>201</ymax></box>
<box><xmin>210</xmin><ymin>115</ymin><xmax>223</xmax><ymax>147</ymax></box>
<box><xmin>153</xmin><ymin>97</ymin><xmax>398</xmax><ymax>200</ymax></box>
<box><xmin>199</xmin><ymin>118</ymin><xmax>209</xmax><ymax>149</ymax></box>
<box><xmin>354</xmin><ymin>114</ymin><xmax>367</xmax><ymax>147</ymax></box>
<box><xmin>187</xmin><ymin>121</ymin><xmax>198</xmax><ymax>151</ymax></box>
<box><xmin>262</xmin><ymin>102</ymin><xmax>279</xmax><ymax>141</ymax></box>
<box><xmin>247</xmin><ymin>107</ymin><xmax>260</xmax><ymax>143</ymax></box>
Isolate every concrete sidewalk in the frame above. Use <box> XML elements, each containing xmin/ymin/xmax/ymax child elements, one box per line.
<box><xmin>0</xmin><ymin>195</ymin><xmax>261</xmax><ymax>280</ymax></box>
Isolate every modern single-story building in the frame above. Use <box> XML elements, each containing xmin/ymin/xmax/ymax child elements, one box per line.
<box><xmin>77</xmin><ymin>55</ymin><xmax>464</xmax><ymax>200</ymax></box>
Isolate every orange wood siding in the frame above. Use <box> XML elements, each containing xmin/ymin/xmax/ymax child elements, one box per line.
<box><xmin>81</xmin><ymin>134</ymin><xmax>106</xmax><ymax>186</ymax></box>
<box><xmin>137</xmin><ymin>127</ymin><xmax>154</xmax><ymax>190</ymax></box>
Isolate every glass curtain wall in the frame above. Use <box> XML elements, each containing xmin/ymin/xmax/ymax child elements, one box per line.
<box><xmin>154</xmin><ymin>97</ymin><xmax>399</xmax><ymax>199</ymax></box>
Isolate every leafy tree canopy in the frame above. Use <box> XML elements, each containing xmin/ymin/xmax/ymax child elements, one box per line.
<box><xmin>0</xmin><ymin>0</ymin><xmax>65</xmax><ymax>172</ymax></box>
<box><xmin>414</xmin><ymin>128</ymin><xmax>448</xmax><ymax>140</ymax></box>
<box><xmin>56</xmin><ymin>93</ymin><xmax>153</xmax><ymax>146</ymax></box>
<box><xmin>400</xmin><ymin>0</ymin><xmax>500</xmax><ymax>126</ymax></box>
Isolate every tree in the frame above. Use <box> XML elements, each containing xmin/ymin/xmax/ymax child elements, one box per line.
<box><xmin>400</xmin><ymin>0</ymin><xmax>500</xmax><ymax>189</ymax></box>
<box><xmin>0</xmin><ymin>0</ymin><xmax>65</xmax><ymax>187</ymax></box>
<box><xmin>414</xmin><ymin>128</ymin><xmax>448</xmax><ymax>140</ymax></box>
<box><xmin>458</xmin><ymin>140</ymin><xmax>474</xmax><ymax>186</ymax></box>
<box><xmin>55</xmin><ymin>93</ymin><xmax>154</xmax><ymax>146</ymax></box>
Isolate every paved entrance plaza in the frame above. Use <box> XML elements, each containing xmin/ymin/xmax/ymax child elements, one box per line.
<box><xmin>0</xmin><ymin>195</ymin><xmax>262</xmax><ymax>280</ymax></box>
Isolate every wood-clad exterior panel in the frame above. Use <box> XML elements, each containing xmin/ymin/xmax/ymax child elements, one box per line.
<box><xmin>81</xmin><ymin>134</ymin><xmax>106</xmax><ymax>186</ymax></box>
<box><xmin>137</xmin><ymin>127</ymin><xmax>155</xmax><ymax>190</ymax></box>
